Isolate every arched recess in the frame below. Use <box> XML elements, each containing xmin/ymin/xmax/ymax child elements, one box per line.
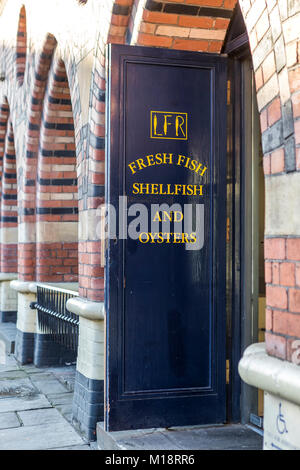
<box><xmin>0</xmin><ymin>120</ymin><xmax>18</xmax><ymax>322</ymax></box>
<box><xmin>0</xmin><ymin>99</ymin><xmax>10</xmax><ymax>192</ymax></box>
<box><xmin>0</xmin><ymin>99</ymin><xmax>10</xmax><ymax>271</ymax></box>
<box><xmin>19</xmin><ymin>34</ymin><xmax>57</xmax><ymax>282</ymax></box>
<box><xmin>36</xmin><ymin>58</ymin><xmax>78</xmax><ymax>284</ymax></box>
<box><xmin>1</xmin><ymin>121</ymin><xmax>18</xmax><ymax>274</ymax></box>
<box><xmin>16</xmin><ymin>5</ymin><xmax>27</xmax><ymax>85</ymax></box>
<box><xmin>32</xmin><ymin>58</ymin><xmax>79</xmax><ymax>367</ymax></box>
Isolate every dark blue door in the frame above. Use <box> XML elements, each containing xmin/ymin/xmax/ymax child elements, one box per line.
<box><xmin>105</xmin><ymin>44</ymin><xmax>227</xmax><ymax>431</ymax></box>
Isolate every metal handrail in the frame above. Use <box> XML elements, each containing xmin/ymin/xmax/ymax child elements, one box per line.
<box><xmin>31</xmin><ymin>284</ymin><xmax>79</xmax><ymax>353</ymax></box>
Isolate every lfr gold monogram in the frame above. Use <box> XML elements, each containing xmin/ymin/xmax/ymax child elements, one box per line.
<box><xmin>150</xmin><ymin>111</ymin><xmax>188</xmax><ymax>140</ymax></box>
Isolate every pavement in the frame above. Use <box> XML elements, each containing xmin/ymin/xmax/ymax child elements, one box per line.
<box><xmin>97</xmin><ymin>422</ymin><xmax>263</xmax><ymax>451</ymax></box>
<box><xmin>0</xmin><ymin>351</ymin><xmax>95</xmax><ymax>450</ymax></box>
<box><xmin>0</xmin><ymin>326</ymin><xmax>263</xmax><ymax>451</ymax></box>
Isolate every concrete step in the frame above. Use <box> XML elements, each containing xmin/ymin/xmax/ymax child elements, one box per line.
<box><xmin>0</xmin><ymin>322</ymin><xmax>17</xmax><ymax>354</ymax></box>
<box><xmin>97</xmin><ymin>422</ymin><xmax>263</xmax><ymax>450</ymax></box>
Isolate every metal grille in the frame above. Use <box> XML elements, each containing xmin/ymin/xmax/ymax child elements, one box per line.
<box><xmin>35</xmin><ymin>284</ymin><xmax>79</xmax><ymax>352</ymax></box>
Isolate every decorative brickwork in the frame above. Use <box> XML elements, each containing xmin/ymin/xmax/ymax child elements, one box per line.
<box><xmin>36</xmin><ymin>58</ymin><xmax>78</xmax><ymax>282</ymax></box>
<box><xmin>0</xmin><ymin>99</ymin><xmax>10</xmax><ymax>270</ymax></box>
<box><xmin>16</xmin><ymin>5</ymin><xmax>27</xmax><ymax>86</ymax></box>
<box><xmin>19</xmin><ymin>34</ymin><xmax>58</xmax><ymax>281</ymax></box>
<box><xmin>1</xmin><ymin>121</ymin><xmax>17</xmax><ymax>274</ymax></box>
<box><xmin>22</xmin><ymin>34</ymin><xmax>57</xmax><ymax>226</ymax></box>
<box><xmin>129</xmin><ymin>0</ymin><xmax>236</xmax><ymax>51</ymax></box>
<box><xmin>108</xmin><ymin>0</ymin><xmax>134</xmax><ymax>44</ymax></box>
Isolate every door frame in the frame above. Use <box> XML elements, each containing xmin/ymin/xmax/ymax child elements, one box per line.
<box><xmin>104</xmin><ymin>43</ymin><xmax>228</xmax><ymax>432</ymax></box>
<box><xmin>224</xmin><ymin>7</ymin><xmax>264</xmax><ymax>424</ymax></box>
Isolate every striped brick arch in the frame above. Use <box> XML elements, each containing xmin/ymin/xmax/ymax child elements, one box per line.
<box><xmin>36</xmin><ymin>59</ymin><xmax>78</xmax><ymax>283</ymax></box>
<box><xmin>1</xmin><ymin>121</ymin><xmax>17</xmax><ymax>275</ymax></box>
<box><xmin>19</xmin><ymin>34</ymin><xmax>57</xmax><ymax>282</ymax></box>
<box><xmin>16</xmin><ymin>5</ymin><xmax>27</xmax><ymax>85</ymax></box>
<box><xmin>0</xmin><ymin>100</ymin><xmax>9</xmax><ymax>189</ymax></box>
<box><xmin>0</xmin><ymin>100</ymin><xmax>10</xmax><ymax>273</ymax></box>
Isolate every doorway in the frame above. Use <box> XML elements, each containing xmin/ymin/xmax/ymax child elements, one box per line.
<box><xmin>224</xmin><ymin>6</ymin><xmax>266</xmax><ymax>430</ymax></box>
<box><xmin>105</xmin><ymin>44</ymin><xmax>228</xmax><ymax>432</ymax></box>
<box><xmin>240</xmin><ymin>57</ymin><xmax>266</xmax><ymax>429</ymax></box>
<box><xmin>104</xmin><ymin>8</ymin><xmax>266</xmax><ymax>433</ymax></box>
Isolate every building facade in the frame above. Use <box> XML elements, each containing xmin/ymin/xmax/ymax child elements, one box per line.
<box><xmin>0</xmin><ymin>0</ymin><xmax>299</xmax><ymax>447</ymax></box>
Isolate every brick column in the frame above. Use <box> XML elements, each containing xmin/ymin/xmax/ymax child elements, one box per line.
<box><xmin>72</xmin><ymin>36</ymin><xmax>107</xmax><ymax>439</ymax></box>
<box><xmin>240</xmin><ymin>0</ymin><xmax>300</xmax><ymax>363</ymax></box>
<box><xmin>239</xmin><ymin>0</ymin><xmax>300</xmax><ymax>450</ymax></box>
<box><xmin>67</xmin><ymin>297</ymin><xmax>105</xmax><ymax>441</ymax></box>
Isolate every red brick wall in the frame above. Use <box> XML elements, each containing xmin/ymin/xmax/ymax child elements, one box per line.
<box><xmin>244</xmin><ymin>0</ymin><xmax>300</xmax><ymax>362</ymax></box>
<box><xmin>265</xmin><ymin>237</ymin><xmax>300</xmax><ymax>360</ymax></box>
<box><xmin>129</xmin><ymin>0</ymin><xmax>236</xmax><ymax>51</ymax></box>
<box><xmin>78</xmin><ymin>241</ymin><xmax>104</xmax><ymax>301</ymax></box>
<box><xmin>37</xmin><ymin>242</ymin><xmax>78</xmax><ymax>283</ymax></box>
<box><xmin>18</xmin><ymin>243</ymin><xmax>35</xmax><ymax>281</ymax></box>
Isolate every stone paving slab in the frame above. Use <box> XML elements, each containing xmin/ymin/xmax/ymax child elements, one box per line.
<box><xmin>47</xmin><ymin>366</ymin><xmax>76</xmax><ymax>373</ymax></box>
<box><xmin>2</xmin><ymin>355</ymin><xmax>18</xmax><ymax>366</ymax></box>
<box><xmin>53</xmin><ymin>374</ymin><xmax>75</xmax><ymax>391</ymax></box>
<box><xmin>0</xmin><ymin>412</ymin><xmax>20</xmax><ymax>430</ymax></box>
<box><xmin>98</xmin><ymin>424</ymin><xmax>182</xmax><ymax>450</ymax></box>
<box><xmin>0</xmin><ymin>326</ymin><xmax>88</xmax><ymax>450</ymax></box>
<box><xmin>0</xmin><ymin>370</ymin><xmax>27</xmax><ymax>381</ymax></box>
<box><xmin>0</xmin><ymin>378</ymin><xmax>37</xmax><ymax>398</ymax></box>
<box><xmin>31</xmin><ymin>378</ymin><xmax>68</xmax><ymax>395</ymax></box>
<box><xmin>29</xmin><ymin>372</ymin><xmax>55</xmax><ymax>381</ymax></box>
<box><xmin>97</xmin><ymin>423</ymin><xmax>263</xmax><ymax>451</ymax></box>
<box><xmin>51</xmin><ymin>445</ymin><xmax>91</xmax><ymax>450</ymax></box>
<box><xmin>0</xmin><ymin>365</ymin><xmax>20</xmax><ymax>373</ymax></box>
<box><xmin>0</xmin><ymin>355</ymin><xmax>19</xmax><ymax>373</ymax></box>
<box><xmin>0</xmin><ymin>421</ymin><xmax>85</xmax><ymax>450</ymax></box>
<box><xmin>18</xmin><ymin>407</ymin><xmax>66</xmax><ymax>426</ymax></box>
<box><xmin>161</xmin><ymin>424</ymin><xmax>262</xmax><ymax>450</ymax></box>
<box><xmin>21</xmin><ymin>365</ymin><xmax>46</xmax><ymax>375</ymax></box>
<box><xmin>0</xmin><ymin>394</ymin><xmax>51</xmax><ymax>413</ymax></box>
<box><xmin>0</xmin><ymin>323</ymin><xmax>16</xmax><ymax>354</ymax></box>
<box><xmin>47</xmin><ymin>392</ymin><xmax>74</xmax><ymax>406</ymax></box>
<box><xmin>56</xmin><ymin>404</ymin><xmax>73</xmax><ymax>423</ymax></box>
